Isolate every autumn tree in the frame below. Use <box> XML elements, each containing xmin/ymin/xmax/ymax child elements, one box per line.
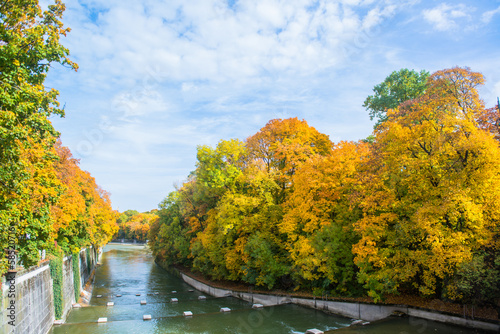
<box><xmin>12</xmin><ymin>139</ymin><xmax>62</xmax><ymax>266</ymax></box>
<box><xmin>149</xmin><ymin>119</ymin><xmax>335</xmax><ymax>289</ymax></box>
<box><xmin>246</xmin><ymin>118</ymin><xmax>332</xmax><ymax>203</ymax></box>
<box><xmin>50</xmin><ymin>143</ymin><xmax>88</xmax><ymax>253</ymax></box>
<box><xmin>187</xmin><ymin>120</ymin><xmax>332</xmax><ymax>287</ymax></box>
<box><xmin>354</xmin><ymin>67</ymin><xmax>500</xmax><ymax>301</ymax></box>
<box><xmin>281</xmin><ymin>141</ymin><xmax>369</xmax><ymax>295</ymax></box>
<box><xmin>364</xmin><ymin>69</ymin><xmax>429</xmax><ymax>129</ymax></box>
<box><xmin>51</xmin><ymin>142</ymin><xmax>118</xmax><ymax>253</ymax></box>
<box><xmin>194</xmin><ymin>166</ymin><xmax>288</xmax><ymax>288</ymax></box>
<box><xmin>477</xmin><ymin>97</ymin><xmax>500</xmax><ymax>142</ymax></box>
<box><xmin>0</xmin><ymin>0</ymin><xmax>77</xmax><ymax>273</ymax></box>
<box><xmin>114</xmin><ymin>210</ymin><xmax>157</xmax><ymax>241</ymax></box>
<box><xmin>150</xmin><ymin>72</ymin><xmax>500</xmax><ymax>306</ymax></box>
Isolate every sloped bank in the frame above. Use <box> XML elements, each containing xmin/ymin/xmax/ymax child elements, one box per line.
<box><xmin>173</xmin><ymin>268</ymin><xmax>498</xmax><ymax>333</ymax></box>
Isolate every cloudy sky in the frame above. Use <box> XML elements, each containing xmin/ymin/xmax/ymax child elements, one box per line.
<box><xmin>46</xmin><ymin>0</ymin><xmax>500</xmax><ymax>212</ymax></box>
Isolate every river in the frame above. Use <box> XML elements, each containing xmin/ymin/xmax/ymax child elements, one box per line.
<box><xmin>49</xmin><ymin>244</ymin><xmax>489</xmax><ymax>334</ymax></box>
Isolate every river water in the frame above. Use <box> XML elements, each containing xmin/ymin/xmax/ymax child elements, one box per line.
<box><xmin>49</xmin><ymin>244</ymin><xmax>490</xmax><ymax>334</ymax></box>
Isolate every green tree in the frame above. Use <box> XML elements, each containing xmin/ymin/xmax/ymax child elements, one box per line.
<box><xmin>364</xmin><ymin>69</ymin><xmax>429</xmax><ymax>129</ymax></box>
<box><xmin>148</xmin><ymin>191</ymin><xmax>191</xmax><ymax>267</ymax></box>
<box><xmin>448</xmin><ymin>252</ymin><xmax>500</xmax><ymax>307</ymax></box>
<box><xmin>196</xmin><ymin>139</ymin><xmax>246</xmax><ymax>194</ymax></box>
<box><xmin>194</xmin><ymin>167</ymin><xmax>287</xmax><ymax>287</ymax></box>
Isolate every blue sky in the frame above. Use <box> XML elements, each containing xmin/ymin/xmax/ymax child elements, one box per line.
<box><xmin>46</xmin><ymin>0</ymin><xmax>500</xmax><ymax>212</ymax></box>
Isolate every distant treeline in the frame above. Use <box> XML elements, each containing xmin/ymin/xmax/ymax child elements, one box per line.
<box><xmin>114</xmin><ymin>210</ymin><xmax>158</xmax><ymax>242</ymax></box>
<box><xmin>148</xmin><ymin>67</ymin><xmax>500</xmax><ymax>308</ymax></box>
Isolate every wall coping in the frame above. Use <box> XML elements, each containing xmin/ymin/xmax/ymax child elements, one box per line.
<box><xmin>14</xmin><ymin>262</ymin><xmax>50</xmax><ymax>285</ymax></box>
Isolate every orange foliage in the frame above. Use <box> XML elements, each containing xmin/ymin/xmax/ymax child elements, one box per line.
<box><xmin>51</xmin><ymin>141</ymin><xmax>118</xmax><ymax>252</ymax></box>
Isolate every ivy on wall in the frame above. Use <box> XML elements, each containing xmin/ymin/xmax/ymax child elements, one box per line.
<box><xmin>72</xmin><ymin>252</ymin><xmax>80</xmax><ymax>301</ymax></box>
<box><xmin>86</xmin><ymin>248</ymin><xmax>91</xmax><ymax>275</ymax></box>
<box><xmin>49</xmin><ymin>254</ymin><xmax>63</xmax><ymax>319</ymax></box>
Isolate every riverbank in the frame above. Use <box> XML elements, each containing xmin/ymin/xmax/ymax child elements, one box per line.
<box><xmin>77</xmin><ymin>264</ymin><xmax>97</xmax><ymax>306</ymax></box>
<box><xmin>165</xmin><ymin>263</ymin><xmax>499</xmax><ymax>332</ymax></box>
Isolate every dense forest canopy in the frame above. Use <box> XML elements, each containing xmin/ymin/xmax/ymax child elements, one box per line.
<box><xmin>149</xmin><ymin>67</ymin><xmax>500</xmax><ymax>307</ymax></box>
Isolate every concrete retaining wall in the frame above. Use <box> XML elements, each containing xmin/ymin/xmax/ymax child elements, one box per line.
<box><xmin>181</xmin><ymin>274</ymin><xmax>232</xmax><ymax>298</ymax></box>
<box><xmin>0</xmin><ymin>263</ymin><xmax>54</xmax><ymax>334</ymax></box>
<box><xmin>0</xmin><ymin>248</ymin><xmax>99</xmax><ymax>334</ymax></box>
<box><xmin>61</xmin><ymin>256</ymin><xmax>75</xmax><ymax>322</ymax></box>
<box><xmin>289</xmin><ymin>297</ymin><xmax>407</xmax><ymax>322</ymax></box>
<box><xmin>178</xmin><ymin>271</ymin><xmax>499</xmax><ymax>333</ymax></box>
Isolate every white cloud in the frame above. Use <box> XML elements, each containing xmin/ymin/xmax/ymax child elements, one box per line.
<box><xmin>482</xmin><ymin>6</ymin><xmax>500</xmax><ymax>24</ymax></box>
<box><xmin>422</xmin><ymin>3</ymin><xmax>472</xmax><ymax>32</ymax></box>
<box><xmin>63</xmin><ymin>0</ymin><xmax>404</xmax><ymax>87</ymax></box>
<box><xmin>48</xmin><ymin>0</ymin><xmax>500</xmax><ymax>211</ymax></box>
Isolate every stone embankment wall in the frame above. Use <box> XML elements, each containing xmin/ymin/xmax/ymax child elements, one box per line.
<box><xmin>0</xmin><ymin>247</ymin><xmax>100</xmax><ymax>334</ymax></box>
<box><xmin>180</xmin><ymin>271</ymin><xmax>499</xmax><ymax>333</ymax></box>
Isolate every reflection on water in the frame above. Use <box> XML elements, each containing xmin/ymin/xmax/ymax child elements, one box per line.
<box><xmin>50</xmin><ymin>244</ymin><xmax>351</xmax><ymax>334</ymax></box>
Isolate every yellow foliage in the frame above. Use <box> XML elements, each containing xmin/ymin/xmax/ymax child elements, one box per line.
<box><xmin>353</xmin><ymin>67</ymin><xmax>500</xmax><ymax>299</ymax></box>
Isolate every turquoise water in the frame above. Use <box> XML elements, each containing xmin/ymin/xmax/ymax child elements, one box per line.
<box><xmin>49</xmin><ymin>244</ymin><xmax>492</xmax><ymax>334</ymax></box>
<box><xmin>50</xmin><ymin>244</ymin><xmax>351</xmax><ymax>333</ymax></box>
